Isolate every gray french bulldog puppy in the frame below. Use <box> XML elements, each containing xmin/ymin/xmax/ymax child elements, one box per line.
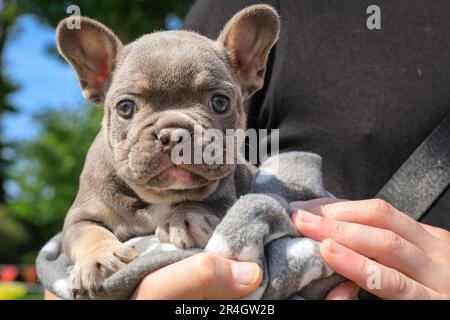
<box><xmin>56</xmin><ymin>5</ymin><xmax>280</xmax><ymax>297</ymax></box>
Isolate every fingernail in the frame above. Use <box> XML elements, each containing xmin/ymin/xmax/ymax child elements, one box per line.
<box><xmin>323</xmin><ymin>238</ymin><xmax>345</xmax><ymax>255</ymax></box>
<box><xmin>291</xmin><ymin>201</ymin><xmax>306</xmax><ymax>209</ymax></box>
<box><xmin>297</xmin><ymin>210</ymin><xmax>321</xmax><ymax>223</ymax></box>
<box><xmin>231</xmin><ymin>262</ymin><xmax>260</xmax><ymax>286</ymax></box>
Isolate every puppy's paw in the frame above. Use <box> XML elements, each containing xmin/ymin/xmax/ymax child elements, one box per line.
<box><xmin>69</xmin><ymin>242</ymin><xmax>137</xmax><ymax>299</ymax></box>
<box><xmin>155</xmin><ymin>210</ymin><xmax>220</xmax><ymax>249</ymax></box>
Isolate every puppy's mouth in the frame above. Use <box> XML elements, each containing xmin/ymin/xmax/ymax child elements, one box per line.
<box><xmin>144</xmin><ymin>165</ymin><xmax>212</xmax><ymax>191</ymax></box>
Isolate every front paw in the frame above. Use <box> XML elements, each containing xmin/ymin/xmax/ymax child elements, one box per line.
<box><xmin>155</xmin><ymin>210</ymin><xmax>220</xmax><ymax>249</ymax></box>
<box><xmin>69</xmin><ymin>242</ymin><xmax>137</xmax><ymax>299</ymax></box>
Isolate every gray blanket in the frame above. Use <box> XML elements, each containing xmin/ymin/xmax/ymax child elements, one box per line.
<box><xmin>36</xmin><ymin>152</ymin><xmax>344</xmax><ymax>300</ymax></box>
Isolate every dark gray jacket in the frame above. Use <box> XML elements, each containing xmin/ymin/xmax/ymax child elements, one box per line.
<box><xmin>184</xmin><ymin>0</ymin><xmax>450</xmax><ymax>230</ymax></box>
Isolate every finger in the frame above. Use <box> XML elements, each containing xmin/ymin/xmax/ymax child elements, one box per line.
<box><xmin>320</xmin><ymin>239</ymin><xmax>440</xmax><ymax>300</ymax></box>
<box><xmin>325</xmin><ymin>281</ymin><xmax>360</xmax><ymax>300</ymax></box>
<box><xmin>295</xmin><ymin>199</ymin><xmax>433</xmax><ymax>250</ymax></box>
<box><xmin>292</xmin><ymin>210</ymin><xmax>432</xmax><ymax>285</ymax></box>
<box><xmin>421</xmin><ymin>224</ymin><xmax>450</xmax><ymax>245</ymax></box>
<box><xmin>131</xmin><ymin>253</ymin><xmax>262</xmax><ymax>300</ymax></box>
<box><xmin>290</xmin><ymin>198</ymin><xmax>344</xmax><ymax>211</ymax></box>
<box><xmin>44</xmin><ymin>290</ymin><xmax>62</xmax><ymax>300</ymax></box>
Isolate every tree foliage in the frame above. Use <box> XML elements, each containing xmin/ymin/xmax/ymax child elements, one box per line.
<box><xmin>0</xmin><ymin>0</ymin><xmax>20</xmax><ymax>202</ymax></box>
<box><xmin>18</xmin><ymin>0</ymin><xmax>193</xmax><ymax>43</ymax></box>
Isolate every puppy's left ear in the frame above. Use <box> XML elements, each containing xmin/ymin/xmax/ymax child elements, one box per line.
<box><xmin>218</xmin><ymin>5</ymin><xmax>280</xmax><ymax>100</ymax></box>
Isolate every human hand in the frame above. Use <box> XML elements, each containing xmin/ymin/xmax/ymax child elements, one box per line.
<box><xmin>291</xmin><ymin>198</ymin><xmax>450</xmax><ymax>300</ymax></box>
<box><xmin>131</xmin><ymin>253</ymin><xmax>262</xmax><ymax>299</ymax></box>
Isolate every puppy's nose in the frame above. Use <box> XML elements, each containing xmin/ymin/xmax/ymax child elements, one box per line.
<box><xmin>157</xmin><ymin>128</ymin><xmax>186</xmax><ymax>154</ymax></box>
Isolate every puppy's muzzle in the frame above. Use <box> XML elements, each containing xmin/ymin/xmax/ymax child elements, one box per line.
<box><xmin>157</xmin><ymin>128</ymin><xmax>189</xmax><ymax>154</ymax></box>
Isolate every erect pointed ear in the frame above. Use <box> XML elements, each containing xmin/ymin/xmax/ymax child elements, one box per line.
<box><xmin>218</xmin><ymin>5</ymin><xmax>280</xmax><ymax>100</ymax></box>
<box><xmin>56</xmin><ymin>17</ymin><xmax>123</xmax><ymax>104</ymax></box>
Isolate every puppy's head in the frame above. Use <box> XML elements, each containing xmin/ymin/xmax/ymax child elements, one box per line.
<box><xmin>56</xmin><ymin>5</ymin><xmax>279</xmax><ymax>204</ymax></box>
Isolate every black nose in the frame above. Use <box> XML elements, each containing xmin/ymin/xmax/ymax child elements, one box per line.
<box><xmin>157</xmin><ymin>128</ymin><xmax>185</xmax><ymax>154</ymax></box>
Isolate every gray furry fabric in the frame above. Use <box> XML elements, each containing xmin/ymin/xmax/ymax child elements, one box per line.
<box><xmin>36</xmin><ymin>152</ymin><xmax>344</xmax><ymax>300</ymax></box>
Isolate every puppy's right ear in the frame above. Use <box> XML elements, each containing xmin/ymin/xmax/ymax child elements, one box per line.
<box><xmin>56</xmin><ymin>17</ymin><xmax>123</xmax><ymax>104</ymax></box>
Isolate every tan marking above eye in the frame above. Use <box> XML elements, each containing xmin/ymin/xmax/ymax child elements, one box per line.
<box><xmin>193</xmin><ymin>71</ymin><xmax>208</xmax><ymax>88</ymax></box>
<box><xmin>135</xmin><ymin>76</ymin><xmax>151</xmax><ymax>91</ymax></box>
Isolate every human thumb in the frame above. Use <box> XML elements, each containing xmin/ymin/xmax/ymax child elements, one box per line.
<box><xmin>132</xmin><ymin>253</ymin><xmax>262</xmax><ymax>299</ymax></box>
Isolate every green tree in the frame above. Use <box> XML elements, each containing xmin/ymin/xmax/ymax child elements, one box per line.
<box><xmin>0</xmin><ymin>0</ymin><xmax>19</xmax><ymax>202</ymax></box>
<box><xmin>0</xmin><ymin>0</ymin><xmax>22</xmax><ymax>260</ymax></box>
<box><xmin>19</xmin><ymin>0</ymin><xmax>193</xmax><ymax>43</ymax></box>
<box><xmin>0</xmin><ymin>205</ymin><xmax>29</xmax><ymax>262</ymax></box>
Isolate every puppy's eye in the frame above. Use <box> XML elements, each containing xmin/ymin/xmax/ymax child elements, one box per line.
<box><xmin>209</xmin><ymin>95</ymin><xmax>230</xmax><ymax>114</ymax></box>
<box><xmin>116</xmin><ymin>100</ymin><xmax>135</xmax><ymax>119</ymax></box>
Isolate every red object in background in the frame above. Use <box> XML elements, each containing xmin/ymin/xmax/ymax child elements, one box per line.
<box><xmin>22</xmin><ymin>266</ymin><xmax>37</xmax><ymax>283</ymax></box>
<box><xmin>0</xmin><ymin>265</ymin><xmax>19</xmax><ymax>282</ymax></box>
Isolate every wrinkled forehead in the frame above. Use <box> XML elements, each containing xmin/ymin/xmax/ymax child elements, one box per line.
<box><xmin>110</xmin><ymin>31</ymin><xmax>236</xmax><ymax>100</ymax></box>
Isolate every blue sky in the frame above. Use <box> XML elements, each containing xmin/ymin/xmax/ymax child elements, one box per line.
<box><xmin>3</xmin><ymin>14</ymin><xmax>84</xmax><ymax>141</ymax></box>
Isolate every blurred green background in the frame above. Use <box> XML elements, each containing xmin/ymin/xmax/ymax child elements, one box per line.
<box><xmin>0</xmin><ymin>0</ymin><xmax>195</xmax><ymax>298</ymax></box>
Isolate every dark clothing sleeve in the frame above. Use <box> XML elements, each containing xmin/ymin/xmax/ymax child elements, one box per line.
<box><xmin>184</xmin><ymin>0</ymin><xmax>450</xmax><ymax>230</ymax></box>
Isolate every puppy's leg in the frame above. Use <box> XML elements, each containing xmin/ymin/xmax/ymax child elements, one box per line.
<box><xmin>155</xmin><ymin>204</ymin><xmax>220</xmax><ymax>249</ymax></box>
<box><xmin>64</xmin><ymin>221</ymin><xmax>137</xmax><ymax>299</ymax></box>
